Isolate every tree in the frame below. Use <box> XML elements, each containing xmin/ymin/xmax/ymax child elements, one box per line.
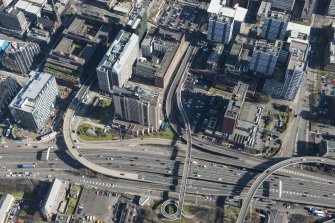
<box><xmin>264</xmin><ymin>115</ymin><xmax>273</xmax><ymax>126</ymax></box>
<box><xmin>289</xmin><ymin>214</ymin><xmax>312</xmax><ymax>223</ymax></box>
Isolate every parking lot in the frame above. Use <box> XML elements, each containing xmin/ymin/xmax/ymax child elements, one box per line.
<box><xmin>76</xmin><ymin>188</ymin><xmax>119</xmax><ymax>222</ymax></box>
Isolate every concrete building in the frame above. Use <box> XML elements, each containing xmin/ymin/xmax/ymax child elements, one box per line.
<box><xmin>0</xmin><ymin>40</ymin><xmax>40</xmax><ymax>75</ymax></box>
<box><xmin>27</xmin><ymin>28</ymin><xmax>51</xmax><ymax>46</ymax></box>
<box><xmin>1</xmin><ymin>0</ymin><xmax>13</xmax><ymax>8</ymax></box>
<box><xmin>135</xmin><ymin>36</ymin><xmax>177</xmax><ymax>83</ymax></box>
<box><xmin>319</xmin><ymin>139</ymin><xmax>335</xmax><ymax>159</ymax></box>
<box><xmin>261</xmin><ymin>10</ymin><xmax>290</xmax><ymax>41</ymax></box>
<box><xmin>45</xmin><ymin>37</ymin><xmax>97</xmax><ymax>83</ymax></box>
<box><xmin>222</xmin><ymin>82</ymin><xmax>248</xmax><ymax>135</ymax></box>
<box><xmin>9</xmin><ymin>71</ymin><xmax>58</xmax><ymax>131</ymax></box>
<box><xmin>113</xmin><ymin>85</ymin><xmax>161</xmax><ymax>133</ymax></box>
<box><xmin>126</xmin><ymin>3</ymin><xmax>147</xmax><ymax>42</ymax></box>
<box><xmin>249</xmin><ymin>40</ymin><xmax>279</xmax><ymax>76</ymax></box>
<box><xmin>0</xmin><ymin>7</ymin><xmax>30</xmax><ymax>37</ymax></box>
<box><xmin>282</xmin><ymin>40</ymin><xmax>308</xmax><ymax>100</ymax></box>
<box><xmin>0</xmin><ymin>75</ymin><xmax>20</xmax><ymax>118</ymax></box>
<box><xmin>207</xmin><ymin>43</ymin><xmax>224</xmax><ymax>69</ymax></box>
<box><xmin>140</xmin><ymin>36</ymin><xmax>153</xmax><ymax>58</ymax></box>
<box><xmin>96</xmin><ymin>30</ymin><xmax>139</xmax><ymax>92</ymax></box>
<box><xmin>268</xmin><ymin>0</ymin><xmax>295</xmax><ymax>11</ymax></box>
<box><xmin>263</xmin><ymin>37</ymin><xmax>309</xmax><ymax>101</ymax></box>
<box><xmin>41</xmin><ymin>178</ymin><xmax>67</xmax><ymax>219</ymax></box>
<box><xmin>207</xmin><ymin>1</ymin><xmax>247</xmax><ymax>43</ymax></box>
<box><xmin>0</xmin><ymin>194</ymin><xmax>14</xmax><ymax>223</ymax></box>
<box><xmin>208</xmin><ymin>8</ymin><xmax>235</xmax><ymax>44</ymax></box>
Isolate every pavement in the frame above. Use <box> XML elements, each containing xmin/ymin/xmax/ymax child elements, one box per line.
<box><xmin>237</xmin><ymin>157</ymin><xmax>335</xmax><ymax>223</ymax></box>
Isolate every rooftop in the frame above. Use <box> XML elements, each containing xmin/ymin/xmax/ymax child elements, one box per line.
<box><xmin>127</xmin><ymin>4</ymin><xmax>143</xmax><ymax>30</ymax></box>
<box><xmin>41</xmin><ymin>178</ymin><xmax>63</xmax><ymax>216</ymax></box>
<box><xmin>224</xmin><ymin>82</ymin><xmax>248</xmax><ymax>120</ymax></box>
<box><xmin>207</xmin><ymin>0</ymin><xmax>225</xmax><ymax>14</ymax></box>
<box><xmin>254</xmin><ymin>40</ymin><xmax>280</xmax><ymax>56</ymax></box>
<box><xmin>287</xmin><ymin>39</ymin><xmax>308</xmax><ymax>70</ymax></box>
<box><xmin>114</xmin><ymin>84</ymin><xmax>160</xmax><ymax>105</ymax></box>
<box><xmin>9</xmin><ymin>71</ymin><xmax>52</xmax><ymax>113</ymax></box>
<box><xmin>266</xmin><ymin>10</ymin><xmax>290</xmax><ymax>22</ymax></box>
<box><xmin>97</xmin><ymin>30</ymin><xmax>138</xmax><ymax>73</ymax></box>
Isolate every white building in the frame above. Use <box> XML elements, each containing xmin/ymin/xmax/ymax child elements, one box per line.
<box><xmin>9</xmin><ymin>71</ymin><xmax>58</xmax><ymax>131</ymax></box>
<box><xmin>282</xmin><ymin>40</ymin><xmax>308</xmax><ymax>100</ymax></box>
<box><xmin>249</xmin><ymin>40</ymin><xmax>280</xmax><ymax>76</ymax></box>
<box><xmin>96</xmin><ymin>30</ymin><xmax>139</xmax><ymax>92</ymax></box>
<box><xmin>0</xmin><ymin>194</ymin><xmax>14</xmax><ymax>223</ymax></box>
<box><xmin>41</xmin><ymin>178</ymin><xmax>67</xmax><ymax>219</ymax></box>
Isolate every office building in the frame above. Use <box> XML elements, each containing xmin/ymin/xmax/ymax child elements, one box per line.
<box><xmin>0</xmin><ymin>7</ymin><xmax>30</xmax><ymax>37</ymax></box>
<box><xmin>140</xmin><ymin>36</ymin><xmax>152</xmax><ymax>58</ymax></box>
<box><xmin>249</xmin><ymin>40</ymin><xmax>279</xmax><ymax>76</ymax></box>
<box><xmin>208</xmin><ymin>9</ymin><xmax>234</xmax><ymax>44</ymax></box>
<box><xmin>0</xmin><ymin>75</ymin><xmax>20</xmax><ymax>118</ymax></box>
<box><xmin>9</xmin><ymin>71</ymin><xmax>58</xmax><ymax>131</ymax></box>
<box><xmin>135</xmin><ymin>38</ymin><xmax>178</xmax><ymax>85</ymax></box>
<box><xmin>263</xmin><ymin>36</ymin><xmax>309</xmax><ymax>101</ymax></box>
<box><xmin>222</xmin><ymin>82</ymin><xmax>248</xmax><ymax>135</ymax></box>
<box><xmin>0</xmin><ymin>40</ymin><xmax>40</xmax><ymax>75</ymax></box>
<box><xmin>282</xmin><ymin>40</ymin><xmax>308</xmax><ymax>100</ymax></box>
<box><xmin>207</xmin><ymin>1</ymin><xmax>247</xmax><ymax>44</ymax></box>
<box><xmin>207</xmin><ymin>44</ymin><xmax>224</xmax><ymax>69</ymax></box>
<box><xmin>113</xmin><ymin>85</ymin><xmax>161</xmax><ymax>132</ymax></box>
<box><xmin>261</xmin><ymin>10</ymin><xmax>290</xmax><ymax>41</ymax></box>
<box><xmin>97</xmin><ymin>30</ymin><xmax>139</xmax><ymax>92</ymax></box>
<box><xmin>27</xmin><ymin>28</ymin><xmax>51</xmax><ymax>46</ymax></box>
<box><xmin>319</xmin><ymin>139</ymin><xmax>335</xmax><ymax>159</ymax></box>
<box><xmin>0</xmin><ymin>194</ymin><xmax>14</xmax><ymax>223</ymax></box>
<box><xmin>45</xmin><ymin>37</ymin><xmax>97</xmax><ymax>83</ymax></box>
<box><xmin>1</xmin><ymin>0</ymin><xmax>13</xmax><ymax>8</ymax></box>
<box><xmin>41</xmin><ymin>179</ymin><xmax>67</xmax><ymax>219</ymax></box>
<box><xmin>268</xmin><ymin>0</ymin><xmax>295</xmax><ymax>11</ymax></box>
<box><xmin>126</xmin><ymin>3</ymin><xmax>147</xmax><ymax>42</ymax></box>
<box><xmin>329</xmin><ymin>0</ymin><xmax>335</xmax><ymax>17</ymax></box>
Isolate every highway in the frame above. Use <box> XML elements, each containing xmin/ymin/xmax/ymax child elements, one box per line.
<box><xmin>237</xmin><ymin>157</ymin><xmax>335</xmax><ymax>223</ymax></box>
<box><xmin>62</xmin><ymin>75</ymin><xmax>139</xmax><ymax>180</ymax></box>
<box><xmin>175</xmin><ymin>45</ymin><xmax>197</xmax><ymax>218</ymax></box>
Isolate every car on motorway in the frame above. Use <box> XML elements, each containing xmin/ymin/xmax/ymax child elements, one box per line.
<box><xmin>217</xmin><ymin>178</ymin><xmax>222</xmax><ymax>181</ymax></box>
<box><xmin>2</xmin><ymin>145</ymin><xmax>8</xmax><ymax>148</ymax></box>
<box><xmin>130</xmin><ymin>163</ymin><xmax>139</xmax><ymax>167</ymax></box>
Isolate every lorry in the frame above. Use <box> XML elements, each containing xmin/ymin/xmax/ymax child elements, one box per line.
<box><xmin>19</xmin><ymin>164</ymin><xmax>36</xmax><ymax>168</ymax></box>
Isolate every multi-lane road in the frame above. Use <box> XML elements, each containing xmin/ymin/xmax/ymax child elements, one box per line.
<box><xmin>237</xmin><ymin>157</ymin><xmax>335</xmax><ymax>223</ymax></box>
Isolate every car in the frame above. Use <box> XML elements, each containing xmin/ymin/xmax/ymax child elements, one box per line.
<box><xmin>130</xmin><ymin>163</ymin><xmax>139</xmax><ymax>167</ymax></box>
<box><xmin>217</xmin><ymin>178</ymin><xmax>222</xmax><ymax>181</ymax></box>
<box><xmin>286</xmin><ymin>205</ymin><xmax>291</xmax><ymax>209</ymax></box>
<box><xmin>2</xmin><ymin>145</ymin><xmax>8</xmax><ymax>148</ymax></box>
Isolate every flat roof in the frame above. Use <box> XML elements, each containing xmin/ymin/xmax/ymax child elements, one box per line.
<box><xmin>287</xmin><ymin>22</ymin><xmax>311</xmax><ymax>36</ymax></box>
<box><xmin>97</xmin><ymin>30</ymin><xmax>138</xmax><ymax>73</ymax></box>
<box><xmin>220</xmin><ymin>7</ymin><xmax>235</xmax><ymax>18</ymax></box>
<box><xmin>234</xmin><ymin>6</ymin><xmax>247</xmax><ymax>22</ymax></box>
<box><xmin>0</xmin><ymin>194</ymin><xmax>14</xmax><ymax>223</ymax></box>
<box><xmin>15</xmin><ymin>0</ymin><xmax>30</xmax><ymax>10</ymax></box>
<box><xmin>41</xmin><ymin>178</ymin><xmax>62</xmax><ymax>216</ymax></box>
<box><xmin>9</xmin><ymin>71</ymin><xmax>52</xmax><ymax>113</ymax></box>
<box><xmin>208</xmin><ymin>0</ymin><xmax>223</xmax><ymax>14</ymax></box>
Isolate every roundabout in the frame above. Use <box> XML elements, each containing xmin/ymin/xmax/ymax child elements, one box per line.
<box><xmin>161</xmin><ymin>199</ymin><xmax>180</xmax><ymax>221</ymax></box>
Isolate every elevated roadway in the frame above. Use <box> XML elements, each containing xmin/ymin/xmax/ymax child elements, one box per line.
<box><xmin>62</xmin><ymin>78</ymin><xmax>139</xmax><ymax>180</ymax></box>
<box><xmin>237</xmin><ymin>157</ymin><xmax>335</xmax><ymax>223</ymax></box>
